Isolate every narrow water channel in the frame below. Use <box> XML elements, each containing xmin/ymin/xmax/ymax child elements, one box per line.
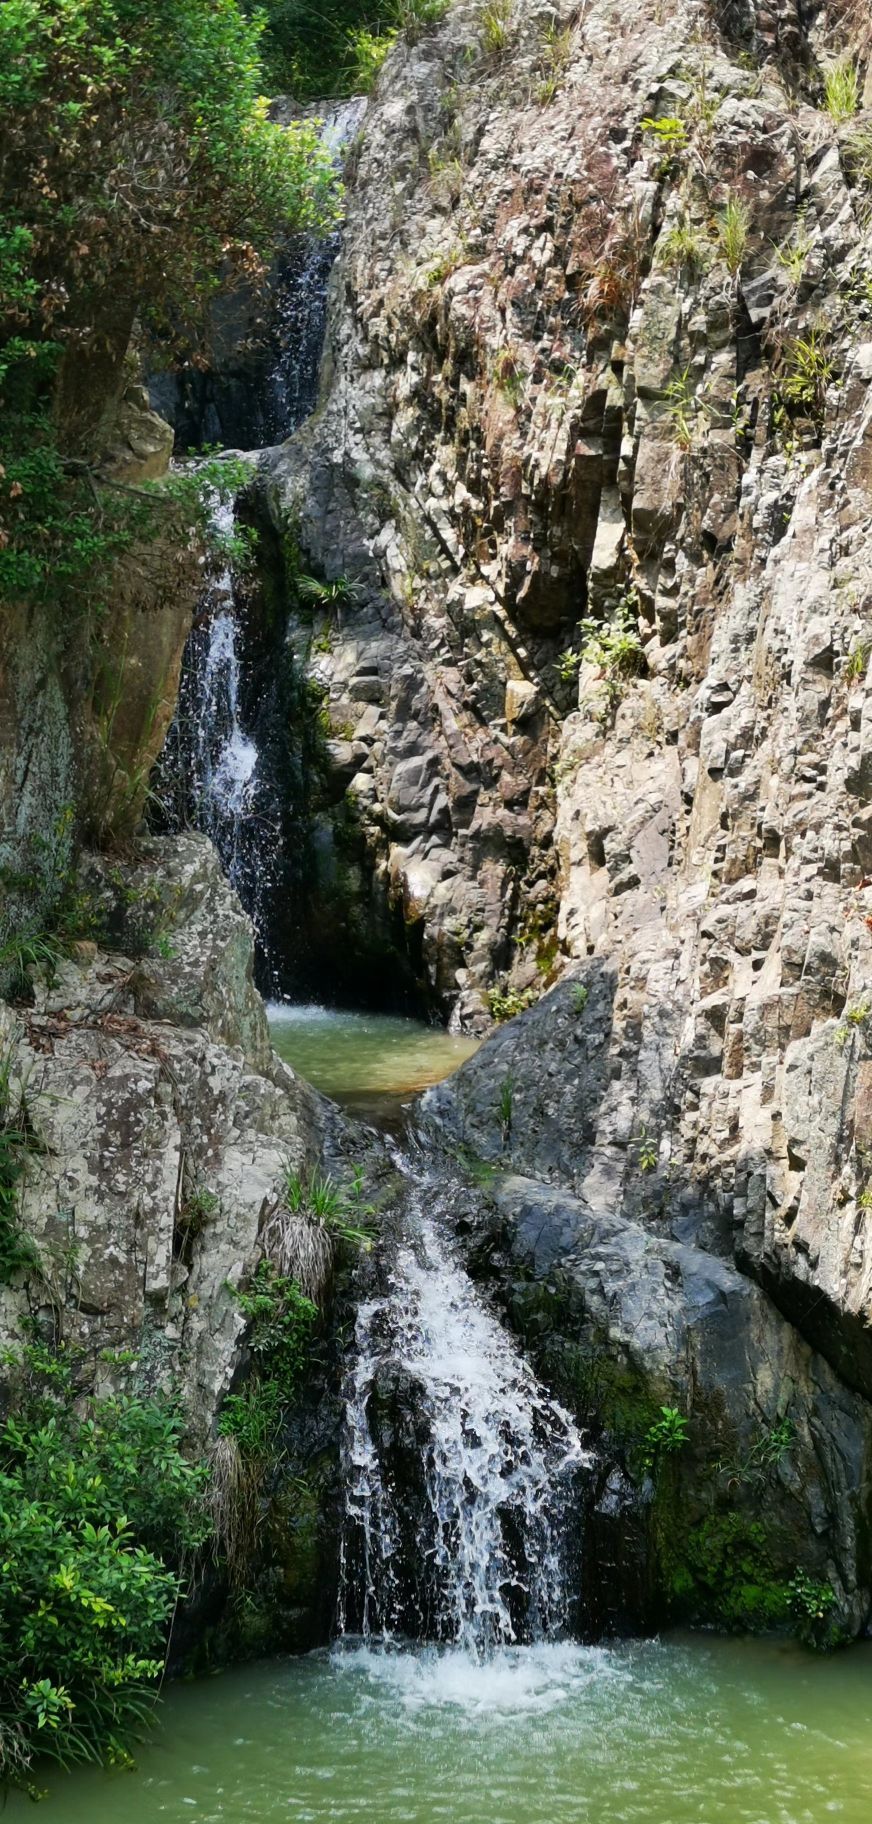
<box><xmin>11</xmin><ymin>1634</ymin><xmax>872</xmax><ymax>1821</ymax></box>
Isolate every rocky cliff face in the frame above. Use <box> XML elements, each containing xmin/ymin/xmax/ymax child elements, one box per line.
<box><xmin>0</xmin><ymin>836</ymin><xmax>325</xmax><ymax>1429</ymax></box>
<box><xmin>261</xmin><ymin>0</ymin><xmax>872</xmax><ymax>1631</ymax></box>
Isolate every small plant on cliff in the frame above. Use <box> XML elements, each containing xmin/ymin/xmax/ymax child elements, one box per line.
<box><xmin>0</xmin><ymin>1060</ymin><xmax>40</xmax><ymax>1286</ymax></box>
<box><xmin>492</xmin><ymin>346</ymin><xmax>526</xmax><ymax>407</ymax></box>
<box><xmin>580</xmin><ymin>594</ymin><xmax>644</xmax><ymax>676</ymax></box>
<box><xmin>636</xmin><ymin>1127</ymin><xmax>658</xmax><ymax>1173</ymax></box>
<box><xmin>640</xmin><ymin>1405</ymin><xmax>689</xmax><ymax>1473</ymax></box>
<box><xmin>640</xmin><ymin>113</ymin><xmax>688</xmax><ymax>178</ymax></box>
<box><xmin>488</xmin><ymin>986</ymin><xmax>536</xmax><ymax>1022</ymax></box>
<box><xmin>822</xmin><ymin>57</ymin><xmax>859</xmax><ymax>123</ymax></box>
<box><xmin>789</xmin><ymin>1571</ymin><xmax>841</xmax><ymax>1648</ymax></box>
<box><xmin>640</xmin><ymin>115</ymin><xmax>688</xmax><ymax>150</ymax></box>
<box><xmin>480</xmin><ymin>0</ymin><xmax>514</xmax><ymax>56</ymax></box>
<box><xmin>835</xmin><ymin>1002</ymin><xmax>871</xmax><ymax>1046</ymax></box>
<box><xmin>659</xmin><ymin>215</ymin><xmax>710</xmax><ymax>276</ymax></box>
<box><xmin>392</xmin><ymin>0</ymin><xmax>449</xmax><ymax>41</ymax></box>
<box><xmin>775</xmin><ymin>222</ymin><xmax>815</xmax><ymax>287</ymax></box>
<box><xmin>665</xmin><ymin>367</ymin><xmax>701</xmax><ymax>448</ymax></box>
<box><xmin>534</xmin><ymin>21</ymin><xmax>573</xmax><ymax>103</ymax></box>
<box><xmin>714</xmin><ymin>1416</ymin><xmax>795</xmax><ymax>1491</ymax></box>
<box><xmin>778</xmin><ymin>329</ymin><xmax>833</xmax><ymax>421</ymax></box>
<box><xmin>571</xmin><ymin>982</ymin><xmax>589</xmax><ymax>1014</ymax></box>
<box><xmin>845</xmin><ymin>641</ymin><xmax>869</xmax><ymax>682</ymax></box>
<box><xmin>716</xmin><ymin>194</ymin><xmax>750</xmax><ymax>276</ymax></box>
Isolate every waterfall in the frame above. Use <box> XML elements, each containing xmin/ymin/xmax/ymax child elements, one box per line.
<box><xmin>264</xmin><ymin>99</ymin><xmax>366</xmax><ymax>441</ymax></box>
<box><xmin>339</xmin><ymin>1179</ymin><xmax>589</xmax><ymax>1656</ymax></box>
<box><xmin>154</xmin><ymin>99</ymin><xmax>365</xmax><ymax>975</ymax></box>
<box><xmin>153</xmin><ymin>498</ymin><xmax>280</xmax><ymax>948</ymax></box>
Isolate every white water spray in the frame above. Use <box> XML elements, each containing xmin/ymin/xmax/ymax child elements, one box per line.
<box><xmin>340</xmin><ymin>1185</ymin><xmax>588</xmax><ymax>1655</ymax></box>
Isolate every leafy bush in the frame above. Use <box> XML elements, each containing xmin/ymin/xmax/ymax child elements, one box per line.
<box><xmin>219</xmin><ymin>1262</ymin><xmax>318</xmax><ymax>1459</ymax></box>
<box><xmin>0</xmin><ymin>1344</ymin><xmax>209</xmax><ymax>1783</ymax></box>
<box><xmin>346</xmin><ymin>25</ymin><xmax>396</xmax><ymax>91</ymax></box>
<box><xmin>642</xmin><ymin>1405</ymin><xmax>688</xmax><ymax>1469</ymax></box>
<box><xmin>0</xmin><ymin>1059</ymin><xmax>40</xmax><ymax>1286</ymax></box>
<box><xmin>0</xmin><ymin>1</ymin><xmax>338</xmax><ymax>382</ymax></box>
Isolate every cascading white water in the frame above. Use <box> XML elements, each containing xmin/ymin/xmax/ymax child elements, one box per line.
<box><xmin>339</xmin><ymin>1185</ymin><xmax>589</xmax><ymax>1656</ymax></box>
<box><xmin>154</xmin><ymin>496</ymin><xmax>276</xmax><ymax>940</ymax></box>
<box><xmin>155</xmin><ymin>99</ymin><xmax>367</xmax><ymax>980</ymax></box>
<box><xmin>264</xmin><ymin>98</ymin><xmax>367</xmax><ymax>440</ymax></box>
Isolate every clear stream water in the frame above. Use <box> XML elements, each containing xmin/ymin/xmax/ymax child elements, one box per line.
<box><xmin>268</xmin><ymin>1001</ymin><xmax>479</xmax><ymax>1118</ymax></box>
<box><xmin>11</xmin><ymin>1634</ymin><xmax>872</xmax><ymax>1822</ymax></box>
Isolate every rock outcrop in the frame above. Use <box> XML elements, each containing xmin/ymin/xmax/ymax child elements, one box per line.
<box><xmin>0</xmin><ymin>837</ymin><xmax>325</xmax><ymax>1429</ymax></box>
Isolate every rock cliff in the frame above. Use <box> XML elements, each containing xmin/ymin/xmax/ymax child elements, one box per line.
<box><xmin>262</xmin><ymin>0</ymin><xmax>872</xmax><ymax>1633</ymax></box>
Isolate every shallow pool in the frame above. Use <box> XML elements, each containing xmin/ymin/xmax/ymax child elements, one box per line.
<box><xmin>13</xmin><ymin>1635</ymin><xmax>872</xmax><ymax>1822</ymax></box>
<box><xmin>268</xmin><ymin>1002</ymin><xmax>479</xmax><ymax>1119</ymax></box>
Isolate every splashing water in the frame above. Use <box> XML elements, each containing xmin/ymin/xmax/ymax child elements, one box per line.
<box><xmin>153</xmin><ymin>496</ymin><xmax>280</xmax><ymax>946</ymax></box>
<box><xmin>339</xmin><ymin>1182</ymin><xmax>589</xmax><ymax>1655</ymax></box>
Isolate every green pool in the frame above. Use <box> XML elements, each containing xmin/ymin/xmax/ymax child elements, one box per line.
<box><xmin>11</xmin><ymin>1635</ymin><xmax>872</xmax><ymax>1822</ymax></box>
<box><xmin>267</xmin><ymin>1002</ymin><xmax>479</xmax><ymax>1118</ymax></box>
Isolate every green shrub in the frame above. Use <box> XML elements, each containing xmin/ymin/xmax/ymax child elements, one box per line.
<box><xmin>641</xmin><ymin>1404</ymin><xmax>688</xmax><ymax>1471</ymax></box>
<box><xmin>0</xmin><ymin>1059</ymin><xmax>40</xmax><ymax>1286</ymax></box>
<box><xmin>218</xmin><ymin>1262</ymin><xmax>318</xmax><ymax>1458</ymax></box>
<box><xmin>0</xmin><ymin>1344</ymin><xmax>208</xmax><ymax>1784</ymax></box>
<box><xmin>346</xmin><ymin>25</ymin><xmax>396</xmax><ymax>90</ymax></box>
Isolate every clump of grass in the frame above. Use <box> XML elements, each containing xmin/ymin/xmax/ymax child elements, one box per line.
<box><xmin>491</xmin><ymin>346</ymin><xmax>526</xmax><ymax>406</ymax></box>
<box><xmin>280</xmin><ymin>1164</ymin><xmax>373</xmax><ymax>1252</ymax></box>
<box><xmin>822</xmin><ymin>57</ymin><xmax>859</xmax><ymax>123</ymax></box>
<box><xmin>481</xmin><ymin>0</ymin><xmax>514</xmax><ymax>56</ymax></box>
<box><xmin>716</xmin><ymin>193</ymin><xmax>750</xmax><ymax>275</ymax></box>
<box><xmin>665</xmin><ymin>367</ymin><xmax>700</xmax><ymax>449</ymax></box>
<box><xmin>261</xmin><ymin>1202</ymin><xmax>335</xmax><ymax>1302</ymax></box>
<box><xmin>535</xmin><ymin>20</ymin><xmax>572</xmax><ymax>102</ymax></box>
<box><xmin>845</xmin><ymin>641</ymin><xmax>869</xmax><ymax>683</ymax></box>
<box><xmin>779</xmin><ymin>328</ymin><xmax>832</xmax><ymax>419</ymax></box>
<box><xmin>659</xmin><ymin>216</ymin><xmax>710</xmax><ymax>275</ymax></box>
<box><xmin>775</xmin><ymin>223</ymin><xmax>814</xmax><ymax>287</ymax></box>
<box><xmin>207</xmin><ymin>1433</ymin><xmax>261</xmax><ymax>1590</ymax></box>
<box><xmin>0</xmin><ymin>928</ymin><xmax>62</xmax><ymax>999</ymax></box>
<box><xmin>393</xmin><ymin>0</ymin><xmax>449</xmax><ymax>41</ymax></box>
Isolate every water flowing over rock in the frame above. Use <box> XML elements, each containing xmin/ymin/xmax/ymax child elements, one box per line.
<box><xmin>339</xmin><ymin>1171</ymin><xmax>588</xmax><ymax>1651</ymax></box>
<box><xmin>155</xmin><ymin>501</ymin><xmax>279</xmax><ymax>960</ymax></box>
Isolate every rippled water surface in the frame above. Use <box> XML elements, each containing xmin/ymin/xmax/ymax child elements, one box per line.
<box><xmin>268</xmin><ymin>1003</ymin><xmax>479</xmax><ymax>1117</ymax></box>
<box><xmin>15</xmin><ymin>1636</ymin><xmax>872</xmax><ymax>1823</ymax></box>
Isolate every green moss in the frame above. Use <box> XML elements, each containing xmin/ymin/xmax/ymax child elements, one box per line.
<box><xmin>661</xmin><ymin>1512</ymin><xmax>791</xmax><ymax>1631</ymax></box>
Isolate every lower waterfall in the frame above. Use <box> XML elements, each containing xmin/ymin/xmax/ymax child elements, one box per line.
<box><xmin>338</xmin><ymin>1170</ymin><xmax>588</xmax><ymax>1656</ymax></box>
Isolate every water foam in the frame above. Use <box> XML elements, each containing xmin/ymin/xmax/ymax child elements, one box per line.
<box><xmin>339</xmin><ymin>1188</ymin><xmax>589</xmax><ymax>1654</ymax></box>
